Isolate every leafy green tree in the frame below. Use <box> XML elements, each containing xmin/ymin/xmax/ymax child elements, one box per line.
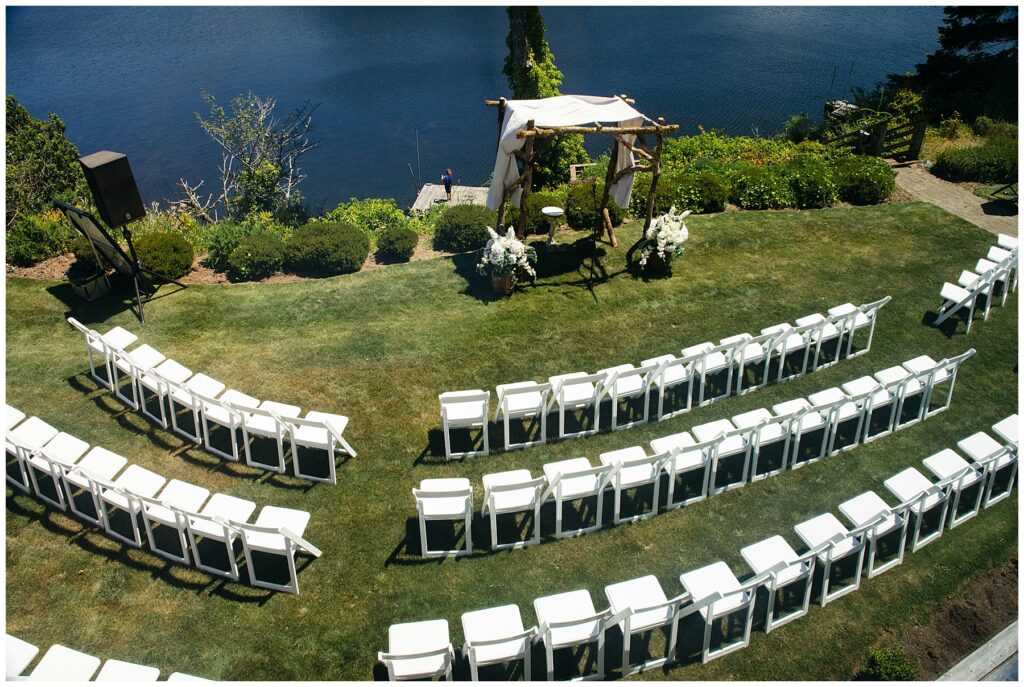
<box><xmin>5</xmin><ymin>95</ymin><xmax>89</xmax><ymax>226</ymax></box>
<box><xmin>503</xmin><ymin>7</ymin><xmax>587</xmax><ymax>187</ymax></box>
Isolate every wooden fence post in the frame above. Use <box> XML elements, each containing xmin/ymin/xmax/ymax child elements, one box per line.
<box><xmin>907</xmin><ymin>119</ymin><xmax>927</xmax><ymax>160</ymax></box>
<box><xmin>868</xmin><ymin>120</ymin><xmax>889</xmax><ymax>157</ymax></box>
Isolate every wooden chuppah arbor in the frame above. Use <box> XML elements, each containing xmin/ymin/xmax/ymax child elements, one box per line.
<box><xmin>485</xmin><ymin>95</ymin><xmax>679</xmax><ymax>247</ymax></box>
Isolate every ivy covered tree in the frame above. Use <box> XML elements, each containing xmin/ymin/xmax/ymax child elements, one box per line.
<box><xmin>5</xmin><ymin>95</ymin><xmax>90</xmax><ymax>226</ymax></box>
<box><xmin>503</xmin><ymin>7</ymin><xmax>587</xmax><ymax>187</ymax></box>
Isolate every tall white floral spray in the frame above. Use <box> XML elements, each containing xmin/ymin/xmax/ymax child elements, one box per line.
<box><xmin>638</xmin><ymin>206</ymin><xmax>690</xmax><ymax>268</ymax></box>
<box><xmin>476</xmin><ymin>226</ymin><xmax>538</xmax><ymax>285</ymax></box>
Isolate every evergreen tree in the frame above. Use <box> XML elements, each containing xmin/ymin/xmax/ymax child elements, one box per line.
<box><xmin>503</xmin><ymin>7</ymin><xmax>587</xmax><ymax>187</ymax></box>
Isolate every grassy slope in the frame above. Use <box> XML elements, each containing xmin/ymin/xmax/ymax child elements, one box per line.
<box><xmin>5</xmin><ymin>202</ymin><xmax>1018</xmax><ymax>680</ymax></box>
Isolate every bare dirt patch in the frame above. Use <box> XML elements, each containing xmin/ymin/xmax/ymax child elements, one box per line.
<box><xmin>8</xmin><ymin>252</ymin><xmax>75</xmax><ymax>280</ymax></box>
<box><xmin>888</xmin><ymin>554</ymin><xmax>1018</xmax><ymax>679</ymax></box>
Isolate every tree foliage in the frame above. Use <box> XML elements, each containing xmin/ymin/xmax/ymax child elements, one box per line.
<box><xmin>503</xmin><ymin>7</ymin><xmax>587</xmax><ymax>187</ymax></box>
<box><xmin>5</xmin><ymin>95</ymin><xmax>89</xmax><ymax>226</ymax></box>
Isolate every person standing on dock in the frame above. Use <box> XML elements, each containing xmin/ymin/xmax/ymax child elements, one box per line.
<box><xmin>441</xmin><ymin>168</ymin><xmax>453</xmax><ymax>202</ymax></box>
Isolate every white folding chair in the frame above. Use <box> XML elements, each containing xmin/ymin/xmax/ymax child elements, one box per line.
<box><xmin>95</xmin><ymin>658</ymin><xmax>161</xmax><ymax>681</ymax></box>
<box><xmin>283</xmin><ymin>411</ymin><xmax>356</xmax><ymax>484</ymax></box>
<box><xmin>110</xmin><ymin>343</ymin><xmax>166</xmax><ymax>410</ymax></box>
<box><xmin>27</xmin><ymin>644</ymin><xmax>101</xmax><ymax>681</ymax></box>
<box><xmin>461</xmin><ymin>604</ymin><xmax>536</xmax><ymax>681</ymax></box>
<box><xmin>186</xmin><ymin>493</ymin><xmax>257</xmax><ymax>581</ymax></box>
<box><xmin>794</xmin><ymin>313</ymin><xmax>841</xmax><ymax>371</ymax></box>
<box><xmin>598</xmin><ymin>446</ymin><xmax>662</xmax><ymax>524</ymax></box>
<box><xmin>596</xmin><ymin>363</ymin><xmax>655</xmax><ymax>430</ymax></box>
<box><xmin>828</xmin><ymin>296</ymin><xmax>890</xmax><ymax>359</ymax></box>
<box><xmin>740</xmin><ymin>535</ymin><xmax>817</xmax><ymax>632</ymax></box>
<box><xmin>732</xmin><ymin>408</ymin><xmax>791</xmax><ymax>480</ymax></box>
<box><xmin>240</xmin><ymin>506</ymin><xmax>320</xmax><ymax>594</ymax></box>
<box><xmin>793</xmin><ymin>512</ymin><xmax>868</xmax><ymax>606</ymax></box>
<box><xmin>168</xmin><ymin>373</ymin><xmax>226</xmax><ymax>444</ymax></box>
<box><xmin>974</xmin><ymin>257</ymin><xmax>1012</xmax><ymax>308</ymax></box>
<box><xmin>98</xmin><ymin>465</ymin><xmax>167</xmax><ymax>547</ymax></box>
<box><xmin>481</xmin><ymin>469</ymin><xmax>545</xmax><ymax>550</ymax></box>
<box><xmin>902</xmin><ymin>350</ymin><xmax>975</xmax><ymax>419</ymax></box>
<box><xmin>439</xmin><ymin>390</ymin><xmax>490</xmax><ymax>459</ymax></box>
<box><xmin>5</xmin><ymin>633</ymin><xmax>39</xmax><ymax>679</ymax></box>
<box><xmin>604</xmin><ymin>575</ymin><xmax>686</xmax><ymax>675</ymax></box>
<box><xmin>413</xmin><ymin>478</ymin><xmax>474</xmax><ymax>557</ymax></box>
<box><xmin>495</xmin><ymin>381</ymin><xmax>550</xmax><ymax>450</ymax></box>
<box><xmin>533</xmin><ymin>589</ymin><xmax>621</xmax><ymax>681</ymax></box>
<box><xmin>958</xmin><ymin>431</ymin><xmax>1017</xmax><ymax>507</ymax></box>
<box><xmin>883</xmin><ymin>468</ymin><xmax>950</xmax><ymax>552</ymax></box>
<box><xmin>541</xmin><ymin>458</ymin><xmax>612</xmax><ymax>538</ymax></box>
<box><xmin>25</xmin><ymin>431</ymin><xmax>89</xmax><ymax>510</ymax></box>
<box><xmin>772</xmin><ymin>399</ymin><xmax>828</xmax><ymax>468</ymax></box>
<box><xmin>650</xmin><ymin>431</ymin><xmax>713</xmax><ymax>508</ymax></box>
<box><xmin>6</xmin><ymin>416</ymin><xmax>59</xmax><ymax>493</ymax></box>
<box><xmin>138</xmin><ymin>359</ymin><xmax>194</xmax><ymax>430</ymax></box>
<box><xmin>838</xmin><ymin>491</ymin><xmax>909</xmax><ymax>577</ymax></box>
<box><xmin>680</xmin><ymin>341</ymin><xmax>732</xmax><ymax>406</ymax></box>
<box><xmin>197</xmin><ymin>388</ymin><xmax>259</xmax><ymax>462</ymax></box>
<box><xmin>61</xmin><ymin>447</ymin><xmax>128</xmax><ymax>525</ymax></box>
<box><xmin>378</xmin><ymin>619</ymin><xmax>454</xmax><ymax>681</ymax></box>
<box><xmin>141</xmin><ymin>479</ymin><xmax>211</xmax><ymax>564</ymax></box>
<box><xmin>957</xmin><ymin>267</ymin><xmax>998</xmax><ymax>321</ymax></box>
<box><xmin>840</xmin><ymin>375</ymin><xmax>896</xmax><ymax>443</ymax></box>
<box><xmin>692</xmin><ymin>419</ymin><xmax>750</xmax><ymax>494</ymax></box>
<box><xmin>987</xmin><ymin>244</ymin><xmax>1018</xmax><ymax>291</ymax></box>
<box><xmin>720</xmin><ymin>331</ymin><xmax>775</xmax><ymax>396</ymax></box>
<box><xmin>873</xmin><ymin>364</ymin><xmax>927</xmax><ymax>430</ymax></box>
<box><xmin>934</xmin><ymin>280</ymin><xmax>981</xmax><ymax>333</ymax></box>
<box><xmin>239</xmin><ymin>400</ymin><xmax>299</xmax><ymax>473</ymax></box>
<box><xmin>760</xmin><ymin>323</ymin><xmax>809</xmax><ymax>383</ymax></box>
<box><xmin>66</xmin><ymin>317</ymin><xmax>138</xmax><ymax>390</ymax></box>
<box><xmin>546</xmin><ymin>373</ymin><xmax>605</xmax><ymax>439</ymax></box>
<box><xmin>640</xmin><ymin>354</ymin><xmax>694</xmax><ymax>420</ymax></box>
<box><xmin>807</xmin><ymin>387</ymin><xmax>864</xmax><ymax>456</ymax></box>
<box><xmin>678</xmin><ymin>561</ymin><xmax>764</xmax><ymax>663</ymax></box>
<box><xmin>992</xmin><ymin>414</ymin><xmax>1019</xmax><ymax>453</ymax></box>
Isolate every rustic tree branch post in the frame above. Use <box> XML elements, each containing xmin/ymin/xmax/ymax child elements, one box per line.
<box><xmin>515</xmin><ymin>119</ymin><xmax>537</xmax><ymax>238</ymax></box>
<box><xmin>600</xmin><ymin>135</ymin><xmax>620</xmax><ymax>247</ymax></box>
<box><xmin>644</xmin><ymin>124</ymin><xmax>667</xmax><ymax>231</ymax></box>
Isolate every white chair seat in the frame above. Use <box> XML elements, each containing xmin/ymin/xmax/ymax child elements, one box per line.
<box><xmin>103</xmin><ymin>465</ymin><xmax>166</xmax><ymax>509</ymax></box>
<box><xmin>721</xmin><ymin>334</ymin><xmax>765</xmax><ymax>362</ymax></box>
<box><xmin>885</xmin><ymin>468</ymin><xmax>943</xmax><ymax>514</ymax></box>
<box><xmin>559</xmin><ymin>382</ymin><xmax>597</xmax><ymax>405</ymax></box>
<box><xmin>27</xmin><ymin>644</ymin><xmax>101</xmax><ymax>680</ymax></box>
<box><xmin>534</xmin><ymin>590</ymin><xmax>601</xmax><ymax>647</ymax></box>
<box><xmin>482</xmin><ymin>470</ymin><xmax>538</xmax><ymax>511</ymax></box>
<box><xmin>761</xmin><ymin>326</ymin><xmax>805</xmax><ymax>352</ymax></box>
<box><xmin>115</xmin><ymin>344</ymin><xmax>165</xmax><ymax>373</ymax></box>
<box><xmin>186</xmin><ymin>373</ymin><xmax>226</xmax><ymax>398</ymax></box>
<box><xmin>807</xmin><ymin>388</ymin><xmax>861</xmax><ymax>421</ymax></box>
<box><xmin>841</xmin><ymin>376</ymin><xmax>892</xmax><ymax>406</ymax></box>
<box><xmin>692</xmin><ymin>419</ymin><xmax>736</xmax><ymax>446</ymax></box>
<box><xmin>741</xmin><ymin>535</ymin><xmax>806</xmax><ymax>585</ymax></box>
<box><xmin>903</xmin><ymin>355</ymin><xmax>950</xmax><ymax>383</ymax></box>
<box><xmin>795</xmin><ymin>314</ymin><xmax>840</xmax><ymax>340</ymax></box>
<box><xmin>839</xmin><ymin>491</ymin><xmax>901</xmax><ymax>536</ymax></box>
<box><xmin>940</xmin><ymin>281</ymin><xmax>973</xmax><ymax>304</ymax></box>
<box><xmin>496</xmin><ymin>384</ymin><xmax>545</xmax><ymax>414</ymax></box>
<box><xmin>243</xmin><ymin>506</ymin><xmax>311</xmax><ymax>551</ymax></box>
<box><xmin>773</xmin><ymin>399</ymin><xmax>826</xmax><ymax>431</ymax></box>
<box><xmin>293</xmin><ymin>411</ymin><xmax>349</xmax><ymax>448</ymax></box>
<box><xmin>101</xmin><ymin>327</ymin><xmax>138</xmax><ymax>352</ymax></box>
<box><xmin>145</xmin><ymin>479</ymin><xmax>210</xmax><ymax>525</ymax></box>
<box><xmin>6</xmin><ymin>404</ymin><xmax>26</xmax><ymax>431</ymax></box>
<box><xmin>38</xmin><ymin>432</ymin><xmax>90</xmax><ymax>465</ymax></box>
<box><xmin>5</xmin><ymin>634</ymin><xmax>39</xmax><ymax>679</ymax></box>
<box><xmin>65</xmin><ymin>447</ymin><xmax>128</xmax><ymax>488</ymax></box>
<box><xmin>642</xmin><ymin>355</ymin><xmax>690</xmax><ymax>386</ymax></box>
<box><xmin>444</xmin><ymin>400</ymin><xmax>488</xmax><ymax>423</ymax></box>
<box><xmin>828</xmin><ymin>303</ymin><xmax>869</xmax><ymax>328</ymax></box>
<box><xmin>601</xmin><ymin>446</ymin><xmax>658</xmax><ymax>487</ymax></box>
<box><xmin>95</xmin><ymin>658</ymin><xmax>161</xmax><ymax>681</ymax></box>
<box><xmin>543</xmin><ymin>458</ymin><xmax>600</xmax><ymax>499</ymax></box>
<box><xmin>386</xmin><ymin>619</ymin><xmax>451</xmax><ymax>680</ymax></box>
<box><xmin>605</xmin><ymin>575</ymin><xmax>673</xmax><ymax>632</ymax></box>
<box><xmin>462</xmin><ymin>604</ymin><xmax>529</xmax><ymax>664</ymax></box>
<box><xmin>8</xmin><ymin>416</ymin><xmax>58</xmax><ymax>450</ymax></box>
<box><xmin>957</xmin><ymin>270</ymin><xmax>983</xmax><ymax>289</ymax></box>
<box><xmin>731</xmin><ymin>408</ymin><xmax>785</xmax><ymax>442</ymax></box>
<box><xmin>649</xmin><ymin>431</ymin><xmax>695</xmax><ymax>456</ymax></box>
<box><xmin>795</xmin><ymin>513</ymin><xmax>859</xmax><ymax>560</ymax></box>
<box><xmin>874</xmin><ymin>366</ymin><xmax>924</xmax><ymax>395</ymax></box>
<box><xmin>924</xmin><ymin>449</ymin><xmax>984</xmax><ymax>488</ymax></box>
<box><xmin>958</xmin><ymin>432</ymin><xmax>1008</xmax><ymax>466</ymax></box>
<box><xmin>203</xmin><ymin>388</ymin><xmax>260</xmax><ymax>425</ymax></box>
<box><xmin>680</xmin><ymin>561</ymin><xmax>746</xmax><ymax>617</ymax></box>
<box><xmin>992</xmin><ymin>415</ymin><xmax>1018</xmax><ymax>445</ymax></box>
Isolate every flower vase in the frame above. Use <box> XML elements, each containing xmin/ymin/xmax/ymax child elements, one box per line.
<box><xmin>646</xmin><ymin>252</ymin><xmax>672</xmax><ymax>274</ymax></box>
<box><xmin>491</xmin><ymin>273</ymin><xmax>514</xmax><ymax>295</ymax></box>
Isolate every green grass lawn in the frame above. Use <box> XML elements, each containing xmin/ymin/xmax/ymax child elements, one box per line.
<box><xmin>5</xmin><ymin>201</ymin><xmax>1018</xmax><ymax>680</ymax></box>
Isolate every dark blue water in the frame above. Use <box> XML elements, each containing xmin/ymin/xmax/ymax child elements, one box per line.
<box><xmin>6</xmin><ymin>6</ymin><xmax>942</xmax><ymax>210</ymax></box>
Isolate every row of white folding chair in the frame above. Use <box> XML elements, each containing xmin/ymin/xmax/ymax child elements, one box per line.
<box><xmin>441</xmin><ymin>298</ymin><xmax>892</xmax><ymax>457</ymax></box>
<box><xmin>5</xmin><ymin>635</ymin><xmax>210</xmax><ymax>681</ymax></box>
<box><xmin>387</xmin><ymin>419</ymin><xmax>1016</xmax><ymax>681</ymax></box>
<box><xmin>418</xmin><ymin>350</ymin><xmax>974</xmax><ymax>554</ymax></box>
<box><xmin>5</xmin><ymin>407</ymin><xmax>319</xmax><ymax>594</ymax></box>
<box><xmin>66</xmin><ymin>317</ymin><xmax>356</xmax><ymax>483</ymax></box>
<box><xmin>934</xmin><ymin>235</ymin><xmax>1018</xmax><ymax>333</ymax></box>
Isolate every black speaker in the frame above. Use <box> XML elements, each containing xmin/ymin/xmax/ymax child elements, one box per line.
<box><xmin>79</xmin><ymin>150</ymin><xmax>146</xmax><ymax>228</ymax></box>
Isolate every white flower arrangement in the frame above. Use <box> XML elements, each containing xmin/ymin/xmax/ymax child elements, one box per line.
<box><xmin>476</xmin><ymin>226</ymin><xmax>538</xmax><ymax>284</ymax></box>
<box><xmin>638</xmin><ymin>206</ymin><xmax>690</xmax><ymax>268</ymax></box>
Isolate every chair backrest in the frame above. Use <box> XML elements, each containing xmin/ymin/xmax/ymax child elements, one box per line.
<box><xmin>936</xmin><ymin>348</ymin><xmax>976</xmax><ymax>381</ymax></box>
<box><xmin>413</xmin><ymin>486</ymin><xmax>473</xmax><ymax>509</ymax></box>
<box><xmin>235</xmin><ymin>403</ymin><xmax>285</xmax><ymax>431</ymax></box>
<box><xmin>542</xmin><ymin>462</ymin><xmax>612</xmax><ymax>501</ymax></box>
<box><xmin>736</xmin><ymin>330</ymin><xmax>783</xmax><ymax>366</ymax></box>
<box><xmin>484</xmin><ymin>476</ymin><xmax>545</xmax><ymax>505</ymax></box>
<box><xmin>497</xmin><ymin>382</ymin><xmax>551</xmax><ymax>410</ymax></box>
<box><xmin>549</xmin><ymin>372</ymin><xmax>607</xmax><ymax>404</ymax></box>
<box><xmin>136</xmin><ymin>493</ymin><xmax>190</xmax><ymax>529</ymax></box>
<box><xmin>237</xmin><ymin>521</ymin><xmax>322</xmax><ymax>557</ymax></box>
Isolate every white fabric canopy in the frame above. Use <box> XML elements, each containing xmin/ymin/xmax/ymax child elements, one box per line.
<box><xmin>485</xmin><ymin>95</ymin><xmax>646</xmax><ymax>212</ymax></box>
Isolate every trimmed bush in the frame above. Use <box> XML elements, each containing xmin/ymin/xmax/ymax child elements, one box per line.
<box><xmin>674</xmin><ymin>170</ymin><xmax>728</xmax><ymax>214</ymax></box>
<box><xmin>134</xmin><ymin>230</ymin><xmax>194</xmax><ymax>279</ymax></box>
<box><xmin>525</xmin><ymin>190</ymin><xmax>566</xmax><ymax>234</ymax></box>
<box><xmin>6</xmin><ymin>212</ymin><xmax>74</xmax><ymax>267</ymax></box>
<box><xmin>854</xmin><ymin>647</ymin><xmax>918</xmax><ymax>681</ymax></box>
<box><xmin>834</xmin><ymin>156</ymin><xmax>897</xmax><ymax>205</ymax></box>
<box><xmin>227</xmin><ymin>232</ymin><xmax>285</xmax><ymax>281</ymax></box>
<box><xmin>932</xmin><ymin>137</ymin><xmax>1017</xmax><ymax>184</ymax></box>
<box><xmin>972</xmin><ymin>116</ymin><xmax>1017</xmax><ymax>140</ymax></box>
<box><xmin>285</xmin><ymin>222</ymin><xmax>368</xmax><ymax>276</ymax></box>
<box><xmin>731</xmin><ymin>166</ymin><xmax>795</xmax><ymax>210</ymax></box>
<box><xmin>565</xmin><ymin>181</ymin><xmax>624</xmax><ymax>231</ymax></box>
<box><xmin>202</xmin><ymin>215</ymin><xmax>291</xmax><ymax>272</ymax></box>
<box><xmin>433</xmin><ymin>204</ymin><xmax>496</xmax><ymax>252</ymax></box>
<box><xmin>317</xmin><ymin>197</ymin><xmax>409</xmax><ymax>238</ymax></box>
<box><xmin>629</xmin><ymin>173</ymin><xmax>684</xmax><ymax>217</ymax></box>
<box><xmin>788</xmin><ymin>158</ymin><xmax>839</xmax><ymax>209</ymax></box>
<box><xmin>376</xmin><ymin>225</ymin><xmax>418</xmax><ymax>262</ymax></box>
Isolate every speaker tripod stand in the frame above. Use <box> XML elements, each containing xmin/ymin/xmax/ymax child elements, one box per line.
<box><xmin>120</xmin><ymin>225</ymin><xmax>188</xmax><ymax>324</ymax></box>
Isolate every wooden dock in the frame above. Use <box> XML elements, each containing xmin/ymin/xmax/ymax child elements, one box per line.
<box><xmin>411</xmin><ymin>183</ymin><xmax>490</xmax><ymax>213</ymax></box>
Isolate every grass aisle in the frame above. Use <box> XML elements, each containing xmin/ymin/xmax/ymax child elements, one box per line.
<box><xmin>5</xmin><ymin>202</ymin><xmax>1017</xmax><ymax>680</ymax></box>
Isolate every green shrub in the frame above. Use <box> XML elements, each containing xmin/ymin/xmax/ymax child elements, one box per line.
<box><xmin>227</xmin><ymin>232</ymin><xmax>285</xmax><ymax>281</ymax></box>
<box><xmin>835</xmin><ymin>156</ymin><xmax>897</xmax><ymax>205</ymax></box>
<box><xmin>565</xmin><ymin>181</ymin><xmax>624</xmax><ymax>231</ymax></box>
<box><xmin>70</xmin><ymin>235</ymin><xmax>100</xmax><ymax>269</ymax></box>
<box><xmin>854</xmin><ymin>647</ymin><xmax>918</xmax><ymax>681</ymax></box>
<box><xmin>131</xmin><ymin>206</ymin><xmax>204</xmax><ymax>251</ymax></box>
<box><xmin>134</xmin><ymin>230</ymin><xmax>194</xmax><ymax>279</ymax></box>
<box><xmin>317</xmin><ymin>197</ymin><xmax>409</xmax><ymax>238</ymax></box>
<box><xmin>783</xmin><ymin>113</ymin><xmax>813</xmax><ymax>143</ymax></box>
<box><xmin>938</xmin><ymin>112</ymin><xmax>968</xmax><ymax>140</ymax></box>
<box><xmin>433</xmin><ymin>204</ymin><xmax>496</xmax><ymax>252</ymax></box>
<box><xmin>376</xmin><ymin>225</ymin><xmax>418</xmax><ymax>262</ymax></box>
<box><xmin>788</xmin><ymin>158</ymin><xmax>839</xmax><ymax>209</ymax></box>
<box><xmin>674</xmin><ymin>170</ymin><xmax>729</xmax><ymax>214</ymax></box>
<box><xmin>664</xmin><ymin>130</ymin><xmax>796</xmax><ymax>167</ymax></box>
<box><xmin>285</xmin><ymin>222</ymin><xmax>368</xmax><ymax>276</ymax></box>
<box><xmin>6</xmin><ymin>211</ymin><xmax>75</xmax><ymax>266</ymax></box>
<box><xmin>630</xmin><ymin>173</ymin><xmax>684</xmax><ymax>217</ymax></box>
<box><xmin>932</xmin><ymin>137</ymin><xmax>1017</xmax><ymax>183</ymax></box>
<box><xmin>972</xmin><ymin>116</ymin><xmax>1018</xmax><ymax>140</ymax></box>
<box><xmin>731</xmin><ymin>166</ymin><xmax>795</xmax><ymax>210</ymax></box>
<box><xmin>202</xmin><ymin>215</ymin><xmax>291</xmax><ymax>272</ymax></box>
<box><xmin>525</xmin><ymin>191</ymin><xmax>566</xmax><ymax>234</ymax></box>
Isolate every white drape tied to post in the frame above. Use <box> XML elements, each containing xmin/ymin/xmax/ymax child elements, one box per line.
<box><xmin>485</xmin><ymin>95</ymin><xmax>646</xmax><ymax>211</ymax></box>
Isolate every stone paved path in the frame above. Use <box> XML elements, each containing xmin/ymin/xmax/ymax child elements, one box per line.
<box><xmin>894</xmin><ymin>165</ymin><xmax>1018</xmax><ymax>237</ymax></box>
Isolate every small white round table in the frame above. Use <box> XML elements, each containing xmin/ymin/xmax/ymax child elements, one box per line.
<box><xmin>542</xmin><ymin>206</ymin><xmax>565</xmax><ymax>245</ymax></box>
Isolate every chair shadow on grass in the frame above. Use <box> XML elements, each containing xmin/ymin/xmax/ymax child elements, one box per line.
<box><xmin>980</xmin><ymin>198</ymin><xmax>1017</xmax><ymax>217</ymax></box>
